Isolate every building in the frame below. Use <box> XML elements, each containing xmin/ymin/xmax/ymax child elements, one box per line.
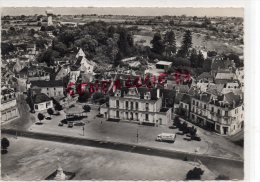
<box><xmin>190</xmin><ymin>92</ymin><xmax>244</xmax><ymax>135</ymax></box>
<box><xmin>1</xmin><ymin>87</ymin><xmax>20</xmax><ymax>123</ymax></box>
<box><xmin>32</xmin><ymin>93</ymin><xmax>53</xmax><ymax>112</ymax></box>
<box><xmin>28</xmin><ymin>80</ymin><xmax>65</xmax><ymax>98</ymax></box>
<box><xmin>100</xmin><ymin>87</ymin><xmax>172</xmax><ymax>126</ymax></box>
<box><xmin>46</xmin><ymin>10</ymin><xmax>53</xmax><ymax>26</ymax></box>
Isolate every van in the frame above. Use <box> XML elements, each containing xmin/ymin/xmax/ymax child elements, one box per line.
<box><xmin>156</xmin><ymin>133</ymin><xmax>176</xmax><ymax>143</ymax></box>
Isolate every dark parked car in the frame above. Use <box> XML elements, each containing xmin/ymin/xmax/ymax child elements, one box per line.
<box><xmin>58</xmin><ymin>122</ymin><xmax>63</xmax><ymax>127</ymax></box>
<box><xmin>169</xmin><ymin>125</ymin><xmax>176</xmax><ymax>129</ymax></box>
<box><xmin>192</xmin><ymin>136</ymin><xmax>201</xmax><ymax>141</ymax></box>
<box><xmin>96</xmin><ymin>113</ymin><xmax>104</xmax><ymax>118</ymax></box>
<box><xmin>74</xmin><ymin>121</ymin><xmax>85</xmax><ymax>126</ymax></box>
<box><xmin>45</xmin><ymin>116</ymin><xmax>51</xmax><ymax>120</ymax></box>
<box><xmin>68</xmin><ymin>122</ymin><xmax>74</xmax><ymax>128</ymax></box>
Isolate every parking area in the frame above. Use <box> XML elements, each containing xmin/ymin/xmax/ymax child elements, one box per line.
<box><xmin>28</xmin><ymin>103</ymin><xmax>243</xmax><ymax>159</ymax></box>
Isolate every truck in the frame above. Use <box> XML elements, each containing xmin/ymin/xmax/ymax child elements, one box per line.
<box><xmin>156</xmin><ymin>133</ymin><xmax>176</xmax><ymax>143</ymax></box>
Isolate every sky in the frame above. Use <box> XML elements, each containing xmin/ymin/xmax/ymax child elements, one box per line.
<box><xmin>1</xmin><ymin>7</ymin><xmax>244</xmax><ymax>17</ymax></box>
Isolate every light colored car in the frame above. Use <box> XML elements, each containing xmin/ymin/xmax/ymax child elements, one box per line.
<box><xmin>156</xmin><ymin>133</ymin><xmax>176</xmax><ymax>143</ymax></box>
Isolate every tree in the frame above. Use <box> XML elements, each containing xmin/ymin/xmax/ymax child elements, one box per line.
<box><xmin>37</xmin><ymin>113</ymin><xmax>45</xmax><ymax>123</ymax></box>
<box><xmin>78</xmin><ymin>92</ymin><xmax>91</xmax><ymax>103</ymax></box>
<box><xmin>47</xmin><ymin>108</ymin><xmax>54</xmax><ymax>116</ymax></box>
<box><xmin>189</xmin><ymin>48</ymin><xmax>198</xmax><ymax>68</ymax></box>
<box><xmin>151</xmin><ymin>32</ymin><xmax>165</xmax><ymax>55</ymax></box>
<box><xmin>83</xmin><ymin>105</ymin><xmax>91</xmax><ymax>112</ymax></box>
<box><xmin>173</xmin><ymin>116</ymin><xmax>181</xmax><ymax>127</ymax></box>
<box><xmin>197</xmin><ymin>50</ymin><xmax>205</xmax><ymax>68</ymax></box>
<box><xmin>164</xmin><ymin>30</ymin><xmax>176</xmax><ymax>56</ymax></box>
<box><xmin>186</xmin><ymin>167</ymin><xmax>204</xmax><ymax>180</ymax></box>
<box><xmin>1</xmin><ymin>138</ymin><xmax>10</xmax><ymax>154</ymax></box>
<box><xmin>178</xmin><ymin>30</ymin><xmax>192</xmax><ymax>57</ymax></box>
<box><xmin>117</xmin><ymin>28</ymin><xmax>133</xmax><ymax>57</ymax></box>
<box><xmin>92</xmin><ymin>92</ymin><xmax>105</xmax><ymax>103</ymax></box>
<box><xmin>55</xmin><ymin>104</ymin><xmax>63</xmax><ymax>111</ymax></box>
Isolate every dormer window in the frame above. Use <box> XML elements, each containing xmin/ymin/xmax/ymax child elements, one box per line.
<box><xmin>115</xmin><ymin>90</ymin><xmax>121</xmax><ymax>97</ymax></box>
<box><xmin>144</xmin><ymin>92</ymin><xmax>151</xmax><ymax>100</ymax></box>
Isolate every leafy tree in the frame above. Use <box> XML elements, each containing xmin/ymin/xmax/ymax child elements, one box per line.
<box><xmin>117</xmin><ymin>28</ymin><xmax>133</xmax><ymax>57</ymax></box>
<box><xmin>178</xmin><ymin>30</ymin><xmax>192</xmax><ymax>57</ymax></box>
<box><xmin>114</xmin><ymin>52</ymin><xmax>123</xmax><ymax>67</ymax></box>
<box><xmin>164</xmin><ymin>30</ymin><xmax>176</xmax><ymax>56</ymax></box>
<box><xmin>190</xmin><ymin>48</ymin><xmax>198</xmax><ymax>68</ymax></box>
<box><xmin>1</xmin><ymin>138</ymin><xmax>10</xmax><ymax>154</ymax></box>
<box><xmin>186</xmin><ymin>167</ymin><xmax>204</xmax><ymax>180</ymax></box>
<box><xmin>197</xmin><ymin>51</ymin><xmax>205</xmax><ymax>68</ymax></box>
<box><xmin>207</xmin><ymin>50</ymin><xmax>217</xmax><ymax>57</ymax></box>
<box><xmin>40</xmin><ymin>26</ymin><xmax>46</xmax><ymax>31</ymax></box>
<box><xmin>227</xmin><ymin>53</ymin><xmax>243</xmax><ymax>67</ymax></box>
<box><xmin>47</xmin><ymin>108</ymin><xmax>54</xmax><ymax>116</ymax></box>
<box><xmin>151</xmin><ymin>32</ymin><xmax>165</xmax><ymax>55</ymax></box>
<box><xmin>83</xmin><ymin>105</ymin><xmax>91</xmax><ymax>112</ymax></box>
<box><xmin>54</xmin><ymin>104</ymin><xmax>63</xmax><ymax>111</ymax></box>
<box><xmin>58</xmin><ymin>30</ymin><xmax>76</xmax><ymax>47</ymax></box>
<box><xmin>92</xmin><ymin>92</ymin><xmax>105</xmax><ymax>103</ymax></box>
<box><xmin>37</xmin><ymin>113</ymin><xmax>45</xmax><ymax>123</ymax></box>
<box><xmin>1</xmin><ymin>43</ymin><xmax>16</xmax><ymax>55</ymax></box>
<box><xmin>78</xmin><ymin>92</ymin><xmax>91</xmax><ymax>103</ymax></box>
<box><xmin>173</xmin><ymin>116</ymin><xmax>181</xmax><ymax>127</ymax></box>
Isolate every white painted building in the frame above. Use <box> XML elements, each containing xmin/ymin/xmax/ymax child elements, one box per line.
<box><xmin>32</xmin><ymin>93</ymin><xmax>53</xmax><ymax>112</ymax></box>
<box><xmin>100</xmin><ymin>87</ymin><xmax>172</xmax><ymax>126</ymax></box>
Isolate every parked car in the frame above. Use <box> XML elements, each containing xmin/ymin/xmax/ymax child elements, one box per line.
<box><xmin>58</xmin><ymin>122</ymin><xmax>63</xmax><ymax>127</ymax></box>
<box><xmin>169</xmin><ymin>125</ymin><xmax>176</xmax><ymax>129</ymax></box>
<box><xmin>74</xmin><ymin>121</ymin><xmax>85</xmax><ymax>126</ymax></box>
<box><xmin>45</xmin><ymin>116</ymin><xmax>51</xmax><ymax>120</ymax></box>
<box><xmin>192</xmin><ymin>136</ymin><xmax>201</xmax><ymax>141</ymax></box>
<box><xmin>96</xmin><ymin>113</ymin><xmax>104</xmax><ymax>118</ymax></box>
<box><xmin>68</xmin><ymin>121</ymin><xmax>74</xmax><ymax>128</ymax></box>
<box><xmin>156</xmin><ymin>133</ymin><xmax>176</xmax><ymax>143</ymax></box>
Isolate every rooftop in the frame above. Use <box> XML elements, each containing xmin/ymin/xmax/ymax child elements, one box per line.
<box><xmin>30</xmin><ymin>80</ymin><xmax>64</xmax><ymax>88</ymax></box>
<box><xmin>156</xmin><ymin>61</ymin><xmax>172</xmax><ymax>66</ymax></box>
<box><xmin>32</xmin><ymin>93</ymin><xmax>51</xmax><ymax>104</ymax></box>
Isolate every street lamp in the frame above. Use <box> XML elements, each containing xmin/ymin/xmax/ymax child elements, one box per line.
<box><xmin>136</xmin><ymin>128</ymin><xmax>139</xmax><ymax>143</ymax></box>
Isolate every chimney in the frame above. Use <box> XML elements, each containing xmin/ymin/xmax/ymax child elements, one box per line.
<box><xmin>157</xmin><ymin>88</ymin><xmax>160</xmax><ymax>98</ymax></box>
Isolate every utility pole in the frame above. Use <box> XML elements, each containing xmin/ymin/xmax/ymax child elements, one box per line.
<box><xmin>136</xmin><ymin>128</ymin><xmax>139</xmax><ymax>143</ymax></box>
<box><xmin>82</xmin><ymin>126</ymin><xmax>85</xmax><ymax>136</ymax></box>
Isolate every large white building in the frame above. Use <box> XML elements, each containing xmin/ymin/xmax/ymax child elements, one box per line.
<box><xmin>100</xmin><ymin>87</ymin><xmax>172</xmax><ymax>126</ymax></box>
<box><xmin>1</xmin><ymin>87</ymin><xmax>20</xmax><ymax>123</ymax></box>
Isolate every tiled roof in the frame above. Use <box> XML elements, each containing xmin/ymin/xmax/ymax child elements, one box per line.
<box><xmin>30</xmin><ymin>80</ymin><xmax>64</xmax><ymax>88</ymax></box>
<box><xmin>32</xmin><ymin>93</ymin><xmax>51</xmax><ymax>104</ymax></box>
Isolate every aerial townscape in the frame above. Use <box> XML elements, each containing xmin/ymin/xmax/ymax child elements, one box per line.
<box><xmin>1</xmin><ymin>7</ymin><xmax>244</xmax><ymax>181</ymax></box>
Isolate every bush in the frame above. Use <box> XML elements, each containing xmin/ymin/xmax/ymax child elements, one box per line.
<box><xmin>37</xmin><ymin>113</ymin><xmax>45</xmax><ymax>122</ymax></box>
<box><xmin>186</xmin><ymin>167</ymin><xmax>204</xmax><ymax>180</ymax></box>
<box><xmin>55</xmin><ymin>104</ymin><xmax>63</xmax><ymax>111</ymax></box>
<box><xmin>83</xmin><ymin>105</ymin><xmax>91</xmax><ymax>112</ymax></box>
<box><xmin>1</xmin><ymin>138</ymin><xmax>10</xmax><ymax>153</ymax></box>
<box><xmin>47</xmin><ymin>108</ymin><xmax>54</xmax><ymax>115</ymax></box>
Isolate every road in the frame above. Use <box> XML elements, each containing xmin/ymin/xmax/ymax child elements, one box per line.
<box><xmin>2</xmin><ymin>129</ymin><xmax>243</xmax><ymax>167</ymax></box>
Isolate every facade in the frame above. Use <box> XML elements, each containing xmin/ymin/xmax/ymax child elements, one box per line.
<box><xmin>32</xmin><ymin>93</ymin><xmax>53</xmax><ymax>112</ymax></box>
<box><xmin>1</xmin><ymin>88</ymin><xmax>20</xmax><ymax>123</ymax></box>
<box><xmin>100</xmin><ymin>87</ymin><xmax>172</xmax><ymax>126</ymax></box>
<box><xmin>28</xmin><ymin>80</ymin><xmax>65</xmax><ymax>98</ymax></box>
<box><xmin>190</xmin><ymin>92</ymin><xmax>243</xmax><ymax>136</ymax></box>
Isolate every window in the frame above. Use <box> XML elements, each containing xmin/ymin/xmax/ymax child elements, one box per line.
<box><xmin>116</xmin><ymin>110</ymin><xmax>119</xmax><ymax>118</ymax></box>
<box><xmin>34</xmin><ymin>105</ymin><xmax>38</xmax><ymax>110</ymax></box>
<box><xmin>204</xmin><ymin>104</ymin><xmax>206</xmax><ymax>109</ymax></box>
<box><xmin>116</xmin><ymin>100</ymin><xmax>119</xmax><ymax>108</ymax></box>
<box><xmin>131</xmin><ymin>102</ymin><xmax>134</xmax><ymax>109</ymax></box>
<box><xmin>193</xmin><ymin>100</ymin><xmax>195</xmax><ymax>105</ymax></box>
<box><xmin>47</xmin><ymin>88</ymin><xmax>49</xmax><ymax>90</ymax></box>
<box><xmin>145</xmin><ymin>103</ymin><xmax>149</xmax><ymax>111</ymax></box>
<box><xmin>54</xmin><ymin>88</ymin><xmax>56</xmax><ymax>90</ymax></box>
<box><xmin>211</xmin><ymin>107</ymin><xmax>214</xmax><ymax>112</ymax></box>
<box><xmin>216</xmin><ymin>125</ymin><xmax>220</xmax><ymax>131</ymax></box>
<box><xmin>136</xmin><ymin>102</ymin><xmax>139</xmax><ymax>110</ymax></box>
<box><xmin>225</xmin><ymin>111</ymin><xmax>228</xmax><ymax>116</ymax></box>
<box><xmin>217</xmin><ymin>109</ymin><xmax>220</xmax><ymax>115</ymax></box>
<box><xmin>196</xmin><ymin>101</ymin><xmax>198</xmax><ymax>107</ymax></box>
<box><xmin>145</xmin><ymin>114</ymin><xmax>149</xmax><ymax>121</ymax></box>
<box><xmin>125</xmin><ymin>101</ymin><xmax>129</xmax><ymax>108</ymax></box>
